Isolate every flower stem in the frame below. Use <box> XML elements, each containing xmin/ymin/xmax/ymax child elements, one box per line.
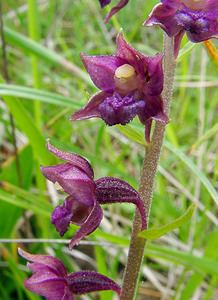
<box><xmin>120</xmin><ymin>35</ymin><xmax>176</xmax><ymax>300</ymax></box>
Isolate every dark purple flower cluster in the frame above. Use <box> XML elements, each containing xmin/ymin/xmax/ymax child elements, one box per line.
<box><xmin>18</xmin><ymin>1</ymin><xmax>218</xmax><ymax>299</ymax></box>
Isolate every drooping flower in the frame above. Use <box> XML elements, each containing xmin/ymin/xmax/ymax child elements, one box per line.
<box><xmin>71</xmin><ymin>32</ymin><xmax>167</xmax><ymax>142</ymax></box>
<box><xmin>18</xmin><ymin>248</ymin><xmax>121</xmax><ymax>300</ymax></box>
<box><xmin>99</xmin><ymin>0</ymin><xmax>129</xmax><ymax>23</ymax></box>
<box><xmin>41</xmin><ymin>142</ymin><xmax>146</xmax><ymax>249</ymax></box>
<box><xmin>144</xmin><ymin>0</ymin><xmax>218</xmax><ymax>56</ymax></box>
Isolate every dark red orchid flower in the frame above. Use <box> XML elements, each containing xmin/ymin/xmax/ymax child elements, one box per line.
<box><xmin>18</xmin><ymin>248</ymin><xmax>121</xmax><ymax>300</ymax></box>
<box><xmin>41</xmin><ymin>142</ymin><xmax>146</xmax><ymax>249</ymax></box>
<box><xmin>144</xmin><ymin>0</ymin><xmax>218</xmax><ymax>56</ymax></box>
<box><xmin>71</xmin><ymin>33</ymin><xmax>167</xmax><ymax>142</ymax></box>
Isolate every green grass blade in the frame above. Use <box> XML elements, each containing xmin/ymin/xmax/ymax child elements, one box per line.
<box><xmin>0</xmin><ymin>189</ymin><xmax>51</xmax><ymax>217</ymax></box>
<box><xmin>139</xmin><ymin>204</ymin><xmax>195</xmax><ymax>239</ymax></box>
<box><xmin>191</xmin><ymin>122</ymin><xmax>218</xmax><ymax>150</ymax></box>
<box><xmin>164</xmin><ymin>141</ymin><xmax>218</xmax><ymax>206</ymax></box>
<box><xmin>116</xmin><ymin>124</ymin><xmax>218</xmax><ymax>206</ymax></box>
<box><xmin>0</xmin><ymin>84</ymin><xmax>81</xmax><ymax>108</ymax></box>
<box><xmin>178</xmin><ymin>41</ymin><xmax>198</xmax><ymax>62</ymax></box>
<box><xmin>3</xmin><ymin>94</ymin><xmax>52</xmax><ymax>164</ymax></box>
<box><xmin>146</xmin><ymin>244</ymin><xmax>218</xmax><ymax>276</ymax></box>
<box><xmin>4</xmin><ymin>26</ymin><xmax>90</xmax><ymax>83</ymax></box>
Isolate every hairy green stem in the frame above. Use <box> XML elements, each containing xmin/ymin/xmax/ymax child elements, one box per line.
<box><xmin>120</xmin><ymin>35</ymin><xmax>176</xmax><ymax>300</ymax></box>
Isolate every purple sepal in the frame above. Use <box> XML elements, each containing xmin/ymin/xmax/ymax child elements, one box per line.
<box><xmin>71</xmin><ymin>91</ymin><xmax>108</xmax><ymax>122</ymax></box>
<box><xmin>144</xmin><ymin>0</ymin><xmax>218</xmax><ymax>57</ymax></box>
<box><xmin>81</xmin><ymin>54</ymin><xmax>125</xmax><ymax>92</ymax></box>
<box><xmin>69</xmin><ymin>202</ymin><xmax>103</xmax><ymax>249</ymax></box>
<box><xmin>51</xmin><ymin>196</ymin><xmax>91</xmax><ymax>236</ymax></box>
<box><xmin>18</xmin><ymin>249</ymin><xmax>120</xmax><ymax>299</ymax></box>
<box><xmin>67</xmin><ymin>271</ymin><xmax>121</xmax><ymax>295</ymax></box>
<box><xmin>95</xmin><ymin>177</ymin><xmax>147</xmax><ymax>229</ymax></box>
<box><xmin>99</xmin><ymin>0</ymin><xmax>111</xmax><ymax>8</ymax></box>
<box><xmin>41</xmin><ymin>143</ymin><xmax>96</xmax><ymax>209</ymax></box>
<box><xmin>46</xmin><ymin>141</ymin><xmax>94</xmax><ymax>179</ymax></box>
<box><xmin>104</xmin><ymin>0</ymin><xmax>129</xmax><ymax>23</ymax></box>
<box><xmin>18</xmin><ymin>248</ymin><xmax>73</xmax><ymax>300</ymax></box>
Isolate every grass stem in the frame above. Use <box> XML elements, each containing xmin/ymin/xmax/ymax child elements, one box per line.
<box><xmin>0</xmin><ymin>0</ymin><xmax>22</xmax><ymax>187</ymax></box>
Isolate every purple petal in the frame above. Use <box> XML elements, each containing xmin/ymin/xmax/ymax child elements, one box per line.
<box><xmin>174</xmin><ymin>30</ymin><xmax>185</xmax><ymax>57</ymax></box>
<box><xmin>99</xmin><ymin>0</ymin><xmax>111</xmax><ymax>8</ymax></box>
<box><xmin>51</xmin><ymin>196</ymin><xmax>92</xmax><ymax>236</ymax></box>
<box><xmin>161</xmin><ymin>0</ymin><xmax>182</xmax><ymax>9</ymax></box>
<box><xmin>41</xmin><ymin>162</ymin><xmax>96</xmax><ymax>208</ymax></box>
<box><xmin>71</xmin><ymin>91</ymin><xmax>108</xmax><ymax>122</ymax></box>
<box><xmin>69</xmin><ymin>202</ymin><xmax>103</xmax><ymax>249</ymax></box>
<box><xmin>46</xmin><ymin>142</ymin><xmax>94</xmax><ymax>179</ymax></box>
<box><xmin>116</xmin><ymin>32</ymin><xmax>146</xmax><ymax>76</ymax></box>
<box><xmin>143</xmin><ymin>54</ymin><xmax>164</xmax><ymax>97</ymax></box>
<box><xmin>81</xmin><ymin>53</ymin><xmax>125</xmax><ymax>92</ymax></box>
<box><xmin>67</xmin><ymin>271</ymin><xmax>121</xmax><ymax>295</ymax></box>
<box><xmin>24</xmin><ymin>265</ymin><xmax>68</xmax><ymax>300</ymax></box>
<box><xmin>18</xmin><ymin>249</ymin><xmax>72</xmax><ymax>300</ymax></box>
<box><xmin>138</xmin><ymin>95</ymin><xmax>168</xmax><ymax>142</ymax></box>
<box><xmin>95</xmin><ymin>177</ymin><xmax>146</xmax><ymax>230</ymax></box>
<box><xmin>139</xmin><ymin>95</ymin><xmax>168</xmax><ymax>123</ymax></box>
<box><xmin>104</xmin><ymin>0</ymin><xmax>129</xmax><ymax>23</ymax></box>
<box><xmin>18</xmin><ymin>248</ymin><xmax>67</xmax><ymax>277</ymax></box>
<box><xmin>116</xmin><ymin>33</ymin><xmax>164</xmax><ymax>95</ymax></box>
<box><xmin>206</xmin><ymin>0</ymin><xmax>218</xmax><ymax>11</ymax></box>
<box><xmin>144</xmin><ymin>3</ymin><xmax>183</xmax><ymax>36</ymax></box>
<box><xmin>99</xmin><ymin>93</ymin><xmax>145</xmax><ymax>126</ymax></box>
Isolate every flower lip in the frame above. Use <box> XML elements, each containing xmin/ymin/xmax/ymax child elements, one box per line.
<box><xmin>99</xmin><ymin>93</ymin><xmax>145</xmax><ymax>126</ymax></box>
<box><xmin>176</xmin><ymin>11</ymin><xmax>209</xmax><ymax>33</ymax></box>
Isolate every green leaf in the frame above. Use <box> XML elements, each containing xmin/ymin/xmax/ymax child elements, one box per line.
<box><xmin>146</xmin><ymin>244</ymin><xmax>218</xmax><ymax>276</ymax></box>
<box><xmin>0</xmin><ymin>84</ymin><xmax>82</xmax><ymax>108</ymax></box>
<box><xmin>93</xmin><ymin>231</ymin><xmax>218</xmax><ymax>276</ymax></box>
<box><xmin>0</xmin><ymin>146</ymin><xmax>33</xmax><ymax>237</ymax></box>
<box><xmin>139</xmin><ymin>204</ymin><xmax>195</xmax><ymax>239</ymax></box>
<box><xmin>116</xmin><ymin>124</ymin><xmax>145</xmax><ymax>145</ymax></box>
<box><xmin>0</xmin><ymin>76</ymin><xmax>53</xmax><ymax>165</ymax></box>
<box><xmin>0</xmin><ymin>189</ymin><xmax>51</xmax><ymax>217</ymax></box>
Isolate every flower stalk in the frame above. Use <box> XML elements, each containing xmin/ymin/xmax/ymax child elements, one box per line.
<box><xmin>120</xmin><ymin>35</ymin><xmax>176</xmax><ymax>300</ymax></box>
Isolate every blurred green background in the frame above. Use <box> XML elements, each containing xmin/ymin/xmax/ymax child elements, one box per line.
<box><xmin>0</xmin><ymin>0</ymin><xmax>218</xmax><ymax>299</ymax></box>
